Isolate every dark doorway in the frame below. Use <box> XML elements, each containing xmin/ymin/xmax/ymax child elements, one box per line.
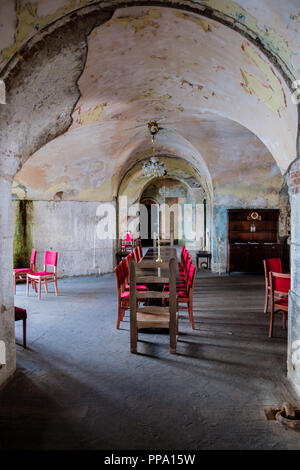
<box><xmin>140</xmin><ymin>199</ymin><xmax>158</xmax><ymax>247</ymax></box>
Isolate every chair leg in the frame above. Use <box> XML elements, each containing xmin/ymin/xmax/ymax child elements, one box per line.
<box><xmin>14</xmin><ymin>273</ymin><xmax>16</xmax><ymax>295</ymax></box>
<box><xmin>283</xmin><ymin>312</ymin><xmax>287</xmax><ymax>330</ymax></box>
<box><xmin>38</xmin><ymin>279</ymin><xmax>41</xmax><ymax>300</ymax></box>
<box><xmin>121</xmin><ymin>308</ymin><xmax>126</xmax><ymax>321</ymax></box>
<box><xmin>269</xmin><ymin>308</ymin><xmax>274</xmax><ymax>338</ymax></box>
<box><xmin>23</xmin><ymin>319</ymin><xmax>27</xmax><ymax>349</ymax></box>
<box><xmin>44</xmin><ymin>280</ymin><xmax>48</xmax><ymax>294</ymax></box>
<box><xmin>131</xmin><ymin>328</ymin><xmax>138</xmax><ymax>354</ymax></box>
<box><xmin>189</xmin><ymin>299</ymin><xmax>195</xmax><ymax>330</ymax></box>
<box><xmin>54</xmin><ymin>278</ymin><xmax>58</xmax><ymax>296</ymax></box>
<box><xmin>264</xmin><ymin>287</ymin><xmax>269</xmax><ymax>314</ymax></box>
<box><xmin>26</xmin><ymin>276</ymin><xmax>29</xmax><ymax>296</ymax></box>
<box><xmin>116</xmin><ymin>302</ymin><xmax>122</xmax><ymax>329</ymax></box>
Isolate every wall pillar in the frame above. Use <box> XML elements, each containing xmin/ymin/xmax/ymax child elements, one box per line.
<box><xmin>287</xmin><ymin>160</ymin><xmax>300</xmax><ymax>395</ymax></box>
<box><xmin>0</xmin><ymin>177</ymin><xmax>16</xmax><ymax>388</ymax></box>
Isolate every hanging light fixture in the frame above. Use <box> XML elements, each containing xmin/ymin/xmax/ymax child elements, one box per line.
<box><xmin>142</xmin><ymin>121</ymin><xmax>167</xmax><ymax>177</ymax></box>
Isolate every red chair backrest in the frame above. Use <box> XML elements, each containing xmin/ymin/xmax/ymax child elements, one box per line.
<box><xmin>183</xmin><ymin>249</ymin><xmax>189</xmax><ymax>265</ymax></box>
<box><xmin>115</xmin><ymin>263</ymin><xmax>125</xmax><ymax>290</ymax></box>
<box><xmin>121</xmin><ymin>258</ymin><xmax>129</xmax><ymax>283</ymax></box>
<box><xmin>30</xmin><ymin>249</ymin><xmax>37</xmax><ymax>265</ymax></box>
<box><xmin>264</xmin><ymin>258</ymin><xmax>282</xmax><ymax>285</ymax></box>
<box><xmin>270</xmin><ymin>272</ymin><xmax>290</xmax><ymax>295</ymax></box>
<box><xmin>187</xmin><ymin>264</ymin><xmax>196</xmax><ymax>290</ymax></box>
<box><xmin>125</xmin><ymin>233</ymin><xmax>133</xmax><ymax>242</ymax></box>
<box><xmin>44</xmin><ymin>251</ymin><xmax>58</xmax><ymax>267</ymax></box>
<box><xmin>185</xmin><ymin>257</ymin><xmax>192</xmax><ymax>276</ymax></box>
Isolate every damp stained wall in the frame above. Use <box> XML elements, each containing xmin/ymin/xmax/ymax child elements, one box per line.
<box><xmin>12</xmin><ymin>200</ymin><xmax>115</xmax><ymax>276</ymax></box>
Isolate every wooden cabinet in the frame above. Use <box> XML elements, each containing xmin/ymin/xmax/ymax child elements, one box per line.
<box><xmin>227</xmin><ymin>209</ymin><xmax>282</xmax><ymax>273</ymax></box>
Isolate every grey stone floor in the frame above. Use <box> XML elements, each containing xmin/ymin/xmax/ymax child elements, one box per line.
<box><xmin>1</xmin><ymin>272</ymin><xmax>300</xmax><ymax>449</ymax></box>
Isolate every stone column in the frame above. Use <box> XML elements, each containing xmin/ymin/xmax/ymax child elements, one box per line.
<box><xmin>287</xmin><ymin>160</ymin><xmax>300</xmax><ymax>396</ymax></box>
<box><xmin>0</xmin><ymin>176</ymin><xmax>16</xmax><ymax>389</ymax></box>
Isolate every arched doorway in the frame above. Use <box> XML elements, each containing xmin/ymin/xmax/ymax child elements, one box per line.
<box><xmin>139</xmin><ymin>198</ymin><xmax>158</xmax><ymax>246</ymax></box>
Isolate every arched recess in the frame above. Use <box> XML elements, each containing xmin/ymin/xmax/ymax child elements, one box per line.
<box><xmin>0</xmin><ymin>2</ymin><xmax>299</xmax><ymax>393</ymax></box>
<box><xmin>117</xmin><ymin>155</ymin><xmax>211</xmax><ymax>249</ymax></box>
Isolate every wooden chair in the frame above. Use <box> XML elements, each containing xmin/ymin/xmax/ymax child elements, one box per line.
<box><xmin>14</xmin><ymin>306</ymin><xmax>27</xmax><ymax>348</ymax></box>
<box><xmin>133</xmin><ymin>246</ymin><xmax>141</xmax><ymax>263</ymax></box>
<box><xmin>121</xmin><ymin>257</ymin><xmax>147</xmax><ymax>292</ymax></box>
<box><xmin>269</xmin><ymin>272</ymin><xmax>290</xmax><ymax>338</ymax></box>
<box><xmin>263</xmin><ymin>258</ymin><xmax>282</xmax><ymax>313</ymax></box>
<box><xmin>114</xmin><ymin>259</ymin><xmax>148</xmax><ymax>329</ymax></box>
<box><xmin>178</xmin><ymin>245</ymin><xmax>186</xmax><ymax>271</ymax></box>
<box><xmin>129</xmin><ymin>257</ymin><xmax>178</xmax><ymax>354</ymax></box>
<box><xmin>26</xmin><ymin>251</ymin><xmax>58</xmax><ymax>300</ymax></box>
<box><xmin>114</xmin><ymin>263</ymin><xmax>130</xmax><ymax>329</ymax></box>
<box><xmin>179</xmin><ymin>248</ymin><xmax>189</xmax><ymax>274</ymax></box>
<box><xmin>121</xmin><ymin>232</ymin><xmax>134</xmax><ymax>253</ymax></box>
<box><xmin>13</xmin><ymin>249</ymin><xmax>37</xmax><ymax>294</ymax></box>
<box><xmin>164</xmin><ymin>263</ymin><xmax>196</xmax><ymax>330</ymax></box>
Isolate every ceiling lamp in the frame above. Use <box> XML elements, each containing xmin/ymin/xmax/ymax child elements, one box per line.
<box><xmin>142</xmin><ymin>121</ymin><xmax>167</xmax><ymax>177</ymax></box>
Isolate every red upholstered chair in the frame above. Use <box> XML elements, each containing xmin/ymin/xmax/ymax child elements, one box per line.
<box><xmin>121</xmin><ymin>258</ymin><xmax>147</xmax><ymax>292</ymax></box>
<box><xmin>263</xmin><ymin>258</ymin><xmax>282</xmax><ymax>313</ymax></box>
<box><xmin>164</xmin><ymin>263</ymin><xmax>196</xmax><ymax>330</ymax></box>
<box><xmin>115</xmin><ymin>263</ymin><xmax>128</xmax><ymax>329</ymax></box>
<box><xmin>13</xmin><ymin>249</ymin><xmax>37</xmax><ymax>294</ymax></box>
<box><xmin>133</xmin><ymin>247</ymin><xmax>141</xmax><ymax>263</ymax></box>
<box><xmin>14</xmin><ymin>306</ymin><xmax>27</xmax><ymax>348</ymax></box>
<box><xmin>179</xmin><ymin>246</ymin><xmax>187</xmax><ymax>272</ymax></box>
<box><xmin>121</xmin><ymin>232</ymin><xmax>134</xmax><ymax>253</ymax></box>
<box><xmin>268</xmin><ymin>272</ymin><xmax>290</xmax><ymax>338</ymax></box>
<box><xmin>115</xmin><ymin>257</ymin><xmax>148</xmax><ymax>328</ymax></box>
<box><xmin>26</xmin><ymin>251</ymin><xmax>58</xmax><ymax>300</ymax></box>
<box><xmin>164</xmin><ymin>256</ymin><xmax>192</xmax><ymax>292</ymax></box>
<box><xmin>178</xmin><ymin>257</ymin><xmax>192</xmax><ymax>288</ymax></box>
<box><xmin>114</xmin><ymin>263</ymin><xmax>130</xmax><ymax>329</ymax></box>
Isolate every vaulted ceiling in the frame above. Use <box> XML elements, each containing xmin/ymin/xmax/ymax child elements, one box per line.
<box><xmin>1</xmin><ymin>2</ymin><xmax>298</xmax><ymax>204</ymax></box>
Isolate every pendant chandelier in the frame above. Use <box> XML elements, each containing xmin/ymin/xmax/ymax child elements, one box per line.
<box><xmin>142</xmin><ymin>121</ymin><xmax>167</xmax><ymax>177</ymax></box>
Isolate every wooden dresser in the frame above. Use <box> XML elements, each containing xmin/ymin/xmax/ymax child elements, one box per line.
<box><xmin>227</xmin><ymin>209</ymin><xmax>283</xmax><ymax>273</ymax></box>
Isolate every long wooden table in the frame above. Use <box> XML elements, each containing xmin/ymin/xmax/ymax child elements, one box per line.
<box><xmin>136</xmin><ymin>247</ymin><xmax>180</xmax><ymax>283</ymax></box>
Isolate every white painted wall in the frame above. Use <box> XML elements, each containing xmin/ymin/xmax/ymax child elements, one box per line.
<box><xmin>13</xmin><ymin>201</ymin><xmax>116</xmax><ymax>277</ymax></box>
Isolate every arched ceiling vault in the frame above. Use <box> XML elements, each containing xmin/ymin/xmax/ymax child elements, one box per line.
<box><xmin>118</xmin><ymin>156</ymin><xmax>210</xmax><ymax>207</ymax></box>
<box><xmin>12</xmin><ymin>5</ymin><xmax>296</xmax><ymax>204</ymax></box>
<box><xmin>1</xmin><ymin>0</ymin><xmax>300</xmax><ymax>85</ymax></box>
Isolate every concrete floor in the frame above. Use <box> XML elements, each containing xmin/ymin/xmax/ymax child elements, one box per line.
<box><xmin>1</xmin><ymin>271</ymin><xmax>300</xmax><ymax>449</ymax></box>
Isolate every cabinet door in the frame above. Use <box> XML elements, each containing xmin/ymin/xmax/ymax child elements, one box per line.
<box><xmin>229</xmin><ymin>245</ymin><xmax>248</xmax><ymax>272</ymax></box>
<box><xmin>264</xmin><ymin>244</ymin><xmax>282</xmax><ymax>260</ymax></box>
<box><xmin>248</xmin><ymin>245</ymin><xmax>265</xmax><ymax>273</ymax></box>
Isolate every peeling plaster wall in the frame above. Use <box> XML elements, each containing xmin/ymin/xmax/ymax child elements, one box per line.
<box><xmin>1</xmin><ymin>0</ymin><xmax>300</xmax><ymax>81</ymax></box>
<box><xmin>10</xmin><ymin>5</ymin><xmax>297</xmax><ymax>201</ymax></box>
<box><xmin>0</xmin><ymin>9</ymin><xmax>113</xmax><ymax>388</ymax></box>
<box><xmin>12</xmin><ymin>201</ymin><xmax>115</xmax><ymax>277</ymax></box>
<box><xmin>288</xmin><ymin>161</ymin><xmax>300</xmax><ymax>396</ymax></box>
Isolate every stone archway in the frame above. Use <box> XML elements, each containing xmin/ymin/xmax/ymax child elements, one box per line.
<box><xmin>0</xmin><ymin>2</ymin><xmax>299</xmax><ymax>396</ymax></box>
<box><xmin>117</xmin><ymin>156</ymin><xmax>210</xmax><ymax>249</ymax></box>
